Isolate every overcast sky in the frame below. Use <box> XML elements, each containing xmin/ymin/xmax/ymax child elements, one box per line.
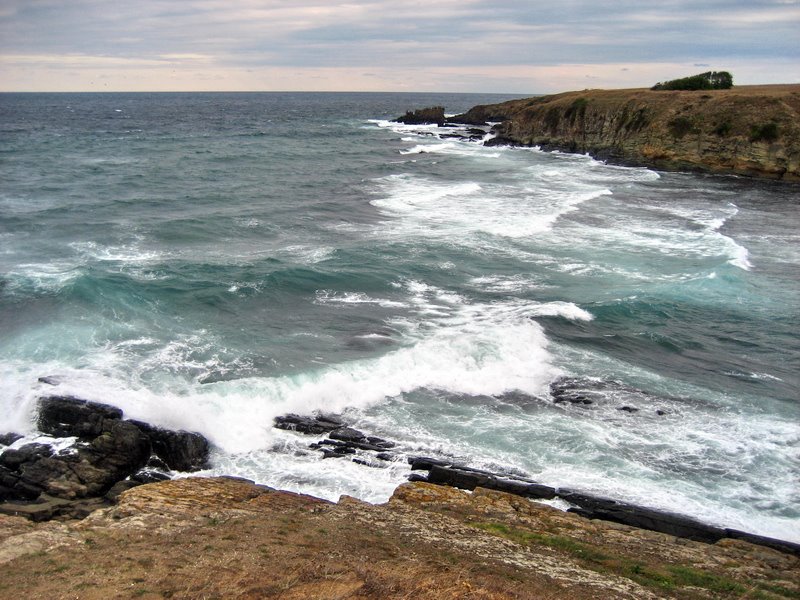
<box><xmin>1</xmin><ymin>0</ymin><xmax>798</xmax><ymax>92</ymax></box>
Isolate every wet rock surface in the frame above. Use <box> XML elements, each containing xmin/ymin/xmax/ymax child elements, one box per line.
<box><xmin>275</xmin><ymin>411</ymin><xmax>800</xmax><ymax>557</ymax></box>
<box><xmin>0</xmin><ymin>396</ymin><xmax>211</xmax><ymax>521</ymax></box>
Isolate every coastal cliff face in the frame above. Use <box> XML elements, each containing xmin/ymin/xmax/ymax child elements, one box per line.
<box><xmin>1</xmin><ymin>477</ymin><xmax>798</xmax><ymax>599</ymax></box>
<box><xmin>458</xmin><ymin>85</ymin><xmax>800</xmax><ymax>180</ymax></box>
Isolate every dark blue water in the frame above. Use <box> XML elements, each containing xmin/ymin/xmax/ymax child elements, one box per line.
<box><xmin>1</xmin><ymin>92</ymin><xmax>798</xmax><ymax>540</ymax></box>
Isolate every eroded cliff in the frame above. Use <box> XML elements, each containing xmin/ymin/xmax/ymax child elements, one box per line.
<box><xmin>456</xmin><ymin>85</ymin><xmax>800</xmax><ymax>180</ymax></box>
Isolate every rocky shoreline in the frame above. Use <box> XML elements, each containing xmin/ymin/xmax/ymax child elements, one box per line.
<box><xmin>3</xmin><ymin>394</ymin><xmax>798</xmax><ymax>559</ymax></box>
<box><xmin>396</xmin><ymin>84</ymin><xmax>800</xmax><ymax>180</ymax></box>
<box><xmin>1</xmin><ymin>396</ymin><xmax>209</xmax><ymax>521</ymax></box>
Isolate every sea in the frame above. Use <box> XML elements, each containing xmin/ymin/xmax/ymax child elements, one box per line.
<box><xmin>1</xmin><ymin>92</ymin><xmax>798</xmax><ymax>542</ymax></box>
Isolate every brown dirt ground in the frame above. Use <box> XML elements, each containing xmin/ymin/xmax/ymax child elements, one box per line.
<box><xmin>0</xmin><ymin>478</ymin><xmax>797</xmax><ymax>599</ymax></box>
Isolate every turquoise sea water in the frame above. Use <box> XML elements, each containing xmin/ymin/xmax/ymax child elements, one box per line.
<box><xmin>1</xmin><ymin>92</ymin><xmax>798</xmax><ymax>540</ymax></box>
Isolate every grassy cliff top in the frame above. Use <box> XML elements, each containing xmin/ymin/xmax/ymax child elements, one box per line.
<box><xmin>457</xmin><ymin>84</ymin><xmax>800</xmax><ymax>180</ymax></box>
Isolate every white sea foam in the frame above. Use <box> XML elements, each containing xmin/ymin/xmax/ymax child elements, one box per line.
<box><xmin>281</xmin><ymin>245</ymin><xmax>334</xmax><ymax>264</ymax></box>
<box><xmin>5</xmin><ymin>262</ymin><xmax>81</xmax><ymax>293</ymax></box>
<box><xmin>400</xmin><ymin>142</ymin><xmax>500</xmax><ymax>159</ymax></box>
<box><xmin>69</xmin><ymin>240</ymin><xmax>161</xmax><ymax>264</ymax></box>
<box><xmin>371</xmin><ymin>173</ymin><xmax>610</xmax><ymax>241</ymax></box>
<box><xmin>314</xmin><ymin>290</ymin><xmax>408</xmax><ymax>308</ymax></box>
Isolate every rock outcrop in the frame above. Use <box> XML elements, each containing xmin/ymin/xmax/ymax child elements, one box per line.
<box><xmin>393</xmin><ymin>106</ymin><xmax>446</xmax><ymax>126</ymax></box>
<box><xmin>0</xmin><ymin>396</ymin><xmax>210</xmax><ymax>520</ymax></box>
<box><xmin>1</xmin><ymin>477</ymin><xmax>798</xmax><ymax>599</ymax></box>
<box><xmin>452</xmin><ymin>84</ymin><xmax>800</xmax><ymax>180</ymax></box>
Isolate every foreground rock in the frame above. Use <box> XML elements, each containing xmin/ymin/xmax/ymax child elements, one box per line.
<box><xmin>0</xmin><ymin>396</ymin><xmax>210</xmax><ymax>521</ymax></box>
<box><xmin>450</xmin><ymin>84</ymin><xmax>800</xmax><ymax>180</ymax></box>
<box><xmin>1</xmin><ymin>477</ymin><xmax>797</xmax><ymax>599</ymax></box>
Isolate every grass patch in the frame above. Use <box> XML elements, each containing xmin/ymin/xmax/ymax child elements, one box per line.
<box><xmin>565</xmin><ymin>97</ymin><xmax>588</xmax><ymax>124</ymax></box>
<box><xmin>750</xmin><ymin>122</ymin><xmax>779</xmax><ymax>142</ymax></box>
<box><xmin>713</xmin><ymin>121</ymin><xmax>732</xmax><ymax>136</ymax></box>
<box><xmin>472</xmin><ymin>522</ymin><xmax>609</xmax><ymax>562</ymax></box>
<box><xmin>755</xmin><ymin>581</ymin><xmax>800</xmax><ymax>599</ymax></box>
<box><xmin>668</xmin><ymin>116</ymin><xmax>697</xmax><ymax>138</ymax></box>
<box><xmin>471</xmin><ymin>521</ymin><xmax>771</xmax><ymax>598</ymax></box>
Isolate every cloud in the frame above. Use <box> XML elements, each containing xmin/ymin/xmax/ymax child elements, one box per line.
<box><xmin>0</xmin><ymin>0</ymin><xmax>798</xmax><ymax>91</ymax></box>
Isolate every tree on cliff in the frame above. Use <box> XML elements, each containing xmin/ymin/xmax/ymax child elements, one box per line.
<box><xmin>652</xmin><ymin>71</ymin><xmax>733</xmax><ymax>91</ymax></box>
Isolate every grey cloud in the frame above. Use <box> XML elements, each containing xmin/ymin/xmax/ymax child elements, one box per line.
<box><xmin>1</xmin><ymin>0</ymin><xmax>797</xmax><ymax>77</ymax></box>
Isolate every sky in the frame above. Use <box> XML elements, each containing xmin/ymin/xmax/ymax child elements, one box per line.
<box><xmin>0</xmin><ymin>0</ymin><xmax>798</xmax><ymax>93</ymax></box>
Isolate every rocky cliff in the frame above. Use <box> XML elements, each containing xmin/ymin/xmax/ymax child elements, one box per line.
<box><xmin>455</xmin><ymin>84</ymin><xmax>800</xmax><ymax>180</ymax></box>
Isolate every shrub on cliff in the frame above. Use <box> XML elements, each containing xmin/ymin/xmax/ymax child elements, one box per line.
<box><xmin>652</xmin><ymin>71</ymin><xmax>733</xmax><ymax>91</ymax></box>
<box><xmin>750</xmin><ymin>122</ymin><xmax>779</xmax><ymax>143</ymax></box>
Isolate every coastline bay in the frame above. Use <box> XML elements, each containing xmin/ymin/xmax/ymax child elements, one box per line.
<box><xmin>1</xmin><ymin>92</ymin><xmax>798</xmax><ymax>545</ymax></box>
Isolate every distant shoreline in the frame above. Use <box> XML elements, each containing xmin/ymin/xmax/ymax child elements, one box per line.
<box><xmin>449</xmin><ymin>84</ymin><xmax>800</xmax><ymax>181</ymax></box>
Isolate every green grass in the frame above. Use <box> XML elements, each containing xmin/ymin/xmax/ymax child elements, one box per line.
<box><xmin>470</xmin><ymin>521</ymin><xmax>788</xmax><ymax>598</ymax></box>
<box><xmin>750</xmin><ymin>122</ymin><xmax>779</xmax><ymax>142</ymax></box>
<box><xmin>668</xmin><ymin>116</ymin><xmax>697</xmax><ymax>138</ymax></box>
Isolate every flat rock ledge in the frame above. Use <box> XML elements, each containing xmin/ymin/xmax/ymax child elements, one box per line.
<box><xmin>0</xmin><ymin>396</ymin><xmax>211</xmax><ymax>521</ymax></box>
<box><xmin>275</xmin><ymin>411</ymin><xmax>800</xmax><ymax>558</ymax></box>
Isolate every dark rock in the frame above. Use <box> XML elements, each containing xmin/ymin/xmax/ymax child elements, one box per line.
<box><xmin>274</xmin><ymin>413</ymin><xmax>344</xmax><ymax>435</ymax></box>
<box><xmin>393</xmin><ymin>106</ymin><xmax>446</xmax><ymax>126</ymax></box>
<box><xmin>37</xmin><ymin>376</ymin><xmax>59</xmax><ymax>386</ymax></box>
<box><xmin>426</xmin><ymin>465</ymin><xmax>556</xmax><ymax>500</ymax></box>
<box><xmin>0</xmin><ymin>465</ymin><xmax>41</xmax><ymax>501</ymax></box>
<box><xmin>366</xmin><ymin>436</ymin><xmax>395</xmax><ymax>449</ymax></box>
<box><xmin>483</xmin><ymin>136</ymin><xmax>518</xmax><ymax>147</ymax></box>
<box><xmin>329</xmin><ymin>427</ymin><xmax>367</xmax><ymax>443</ymax></box>
<box><xmin>0</xmin><ymin>432</ymin><xmax>23</xmax><ymax>446</ymax></box>
<box><xmin>0</xmin><ymin>494</ymin><xmax>75</xmax><ymax>522</ymax></box>
<box><xmin>0</xmin><ymin>443</ymin><xmax>53</xmax><ymax>470</ymax></box>
<box><xmin>408</xmin><ymin>473</ymin><xmax>429</xmax><ymax>483</ymax></box>
<box><xmin>725</xmin><ymin>529</ymin><xmax>800</xmax><ymax>557</ymax></box>
<box><xmin>408</xmin><ymin>456</ymin><xmax>453</xmax><ymax>471</ymax></box>
<box><xmin>1</xmin><ymin>396</ymin><xmax>216</xmax><ymax>521</ymax></box>
<box><xmin>0</xmin><ymin>494</ymin><xmax>110</xmax><ymax>522</ymax></box>
<box><xmin>9</xmin><ymin>420</ymin><xmax>151</xmax><ymax>501</ymax></box>
<box><xmin>129</xmin><ymin>421</ymin><xmax>210</xmax><ymax>472</ymax></box>
<box><xmin>449</xmin><ymin>104</ymin><xmax>511</xmax><ymax>126</ymax></box>
<box><xmin>105</xmin><ymin>479</ymin><xmax>143</xmax><ymax>501</ymax></box>
<box><xmin>130</xmin><ymin>468</ymin><xmax>171</xmax><ymax>484</ymax></box>
<box><xmin>86</xmin><ymin>420</ymin><xmax>151</xmax><ymax>481</ymax></box>
<box><xmin>656</xmin><ymin>410</ymin><xmax>668</xmax><ymax>416</ymax></box>
<box><xmin>549</xmin><ymin>378</ymin><xmax>610</xmax><ymax>406</ymax></box>
<box><xmin>145</xmin><ymin>455</ymin><xmax>170</xmax><ymax>471</ymax></box>
<box><xmin>559</xmin><ymin>490</ymin><xmax>726</xmax><ymax>543</ymax></box>
<box><xmin>38</xmin><ymin>396</ymin><xmax>123</xmax><ymax>438</ymax></box>
<box><xmin>317</xmin><ymin>437</ymin><xmax>391</xmax><ymax>453</ymax></box>
<box><xmin>319</xmin><ymin>439</ymin><xmax>348</xmax><ymax>448</ymax></box>
<box><xmin>321</xmin><ymin>447</ymin><xmax>356</xmax><ymax>459</ymax></box>
<box><xmin>376</xmin><ymin>452</ymin><xmax>395</xmax><ymax>461</ymax></box>
<box><xmin>618</xmin><ymin>406</ymin><xmax>639</xmax><ymax>413</ymax></box>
